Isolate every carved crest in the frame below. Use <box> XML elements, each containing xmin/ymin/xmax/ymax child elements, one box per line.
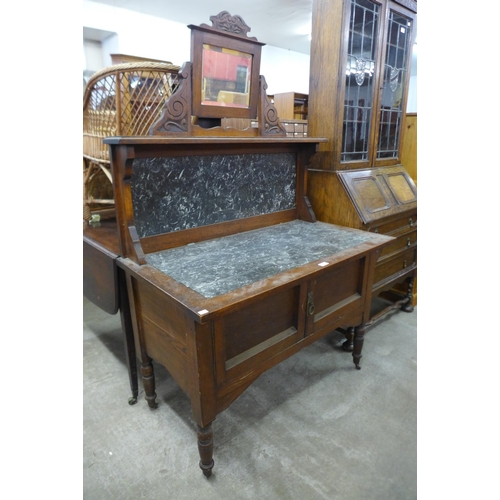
<box><xmin>207</xmin><ymin>11</ymin><xmax>256</xmax><ymax>39</ymax></box>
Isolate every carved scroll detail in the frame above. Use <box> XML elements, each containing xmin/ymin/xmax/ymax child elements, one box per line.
<box><xmin>258</xmin><ymin>76</ymin><xmax>286</xmax><ymax>137</ymax></box>
<box><xmin>206</xmin><ymin>11</ymin><xmax>256</xmax><ymax>40</ymax></box>
<box><xmin>149</xmin><ymin>62</ymin><xmax>192</xmax><ymax>135</ymax></box>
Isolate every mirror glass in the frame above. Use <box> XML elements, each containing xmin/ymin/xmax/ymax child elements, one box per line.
<box><xmin>201</xmin><ymin>44</ymin><xmax>252</xmax><ymax>108</ymax></box>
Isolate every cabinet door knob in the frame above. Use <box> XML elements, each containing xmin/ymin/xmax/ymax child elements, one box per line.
<box><xmin>307</xmin><ymin>292</ymin><xmax>315</xmax><ymax>316</ymax></box>
<box><xmin>403</xmin><ymin>260</ymin><xmax>408</xmax><ymax>268</ymax></box>
<box><xmin>409</xmin><ymin>217</ymin><xmax>414</xmax><ymax>227</ymax></box>
<box><xmin>407</xmin><ymin>237</ymin><xmax>411</xmax><ymax>247</ymax></box>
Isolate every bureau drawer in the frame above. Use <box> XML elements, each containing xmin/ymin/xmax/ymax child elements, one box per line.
<box><xmin>380</xmin><ymin>230</ymin><xmax>417</xmax><ymax>258</ymax></box>
<box><xmin>374</xmin><ymin>247</ymin><xmax>417</xmax><ymax>286</ymax></box>
<box><xmin>369</xmin><ymin>213</ymin><xmax>417</xmax><ymax>235</ymax></box>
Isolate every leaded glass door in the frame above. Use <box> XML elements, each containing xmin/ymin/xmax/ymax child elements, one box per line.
<box><xmin>339</xmin><ymin>0</ymin><xmax>416</xmax><ymax>169</ymax></box>
<box><xmin>341</xmin><ymin>0</ymin><xmax>381</xmax><ymax>164</ymax></box>
<box><xmin>375</xmin><ymin>7</ymin><xmax>413</xmax><ymax>161</ymax></box>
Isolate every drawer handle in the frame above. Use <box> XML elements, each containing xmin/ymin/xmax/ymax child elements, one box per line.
<box><xmin>407</xmin><ymin>237</ymin><xmax>411</xmax><ymax>247</ymax></box>
<box><xmin>373</xmin><ymin>228</ymin><xmax>379</xmax><ymax>233</ymax></box>
<box><xmin>409</xmin><ymin>217</ymin><xmax>414</xmax><ymax>227</ymax></box>
<box><xmin>307</xmin><ymin>292</ymin><xmax>315</xmax><ymax>316</ymax></box>
<box><xmin>403</xmin><ymin>260</ymin><xmax>408</xmax><ymax>268</ymax></box>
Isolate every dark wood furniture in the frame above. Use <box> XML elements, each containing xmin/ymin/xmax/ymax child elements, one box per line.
<box><xmin>106</xmin><ymin>135</ymin><xmax>392</xmax><ymax>477</ymax></box>
<box><xmin>101</xmin><ymin>11</ymin><xmax>393</xmax><ymax>478</ymax></box>
<box><xmin>307</xmin><ymin>0</ymin><xmax>417</xmax><ymax>339</ymax></box>
<box><xmin>83</xmin><ymin>219</ymin><xmax>138</xmax><ymax>404</ymax></box>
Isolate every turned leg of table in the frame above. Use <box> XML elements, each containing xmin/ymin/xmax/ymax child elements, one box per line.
<box><xmin>352</xmin><ymin>324</ymin><xmax>365</xmax><ymax>370</ymax></box>
<box><xmin>117</xmin><ymin>267</ymin><xmax>139</xmax><ymax>405</ymax></box>
<box><xmin>197</xmin><ymin>423</ymin><xmax>215</xmax><ymax>478</ymax></box>
<box><xmin>401</xmin><ymin>276</ymin><xmax>415</xmax><ymax>313</ymax></box>
<box><xmin>140</xmin><ymin>355</ymin><xmax>158</xmax><ymax>409</ymax></box>
<box><xmin>341</xmin><ymin>326</ymin><xmax>355</xmax><ymax>352</ymax></box>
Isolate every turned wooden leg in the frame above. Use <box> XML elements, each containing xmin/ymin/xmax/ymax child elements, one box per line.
<box><xmin>141</xmin><ymin>355</ymin><xmax>158</xmax><ymax>409</ymax></box>
<box><xmin>352</xmin><ymin>324</ymin><xmax>365</xmax><ymax>370</ymax></box>
<box><xmin>342</xmin><ymin>326</ymin><xmax>355</xmax><ymax>352</ymax></box>
<box><xmin>197</xmin><ymin>424</ymin><xmax>214</xmax><ymax>478</ymax></box>
<box><xmin>117</xmin><ymin>267</ymin><xmax>139</xmax><ymax>405</ymax></box>
<box><xmin>401</xmin><ymin>276</ymin><xmax>415</xmax><ymax>313</ymax></box>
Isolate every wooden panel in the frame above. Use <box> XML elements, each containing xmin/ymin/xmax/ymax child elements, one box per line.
<box><xmin>352</xmin><ymin>176</ymin><xmax>391</xmax><ymax>213</ymax></box>
<box><xmin>134</xmin><ymin>279</ymin><xmax>190</xmax><ymax>393</ymax></box>
<box><xmin>368</xmin><ymin>212</ymin><xmax>417</xmax><ymax>235</ymax></box>
<box><xmin>273</xmin><ymin>92</ymin><xmax>308</xmax><ymax>120</ymax></box>
<box><xmin>307</xmin><ymin>0</ymin><xmax>346</xmax><ymax>170</ymax></box>
<box><xmin>83</xmin><ymin>220</ymin><xmax>120</xmax><ymax>255</ymax></box>
<box><xmin>380</xmin><ymin>229</ymin><xmax>416</xmax><ymax>258</ymax></box>
<box><xmin>83</xmin><ymin>238</ymin><xmax>118</xmax><ymax>315</ymax></box>
<box><xmin>307</xmin><ymin>170</ymin><xmax>364</xmax><ymax>229</ymax></box>
<box><xmin>310</xmin><ymin>257</ymin><xmax>364</xmax><ymax>335</ymax></box>
<box><xmin>338</xmin><ymin>166</ymin><xmax>417</xmax><ymax>224</ymax></box>
<box><xmin>374</xmin><ymin>247</ymin><xmax>417</xmax><ymax>286</ymax></box>
<box><xmin>215</xmin><ymin>284</ymin><xmax>305</xmax><ymax>386</ymax></box>
<box><xmin>222</xmin><ymin>286</ymin><xmax>300</xmax><ymax>361</ymax></box>
<box><xmin>385</xmin><ymin>170</ymin><xmax>417</xmax><ymax>204</ymax></box>
<box><xmin>400</xmin><ymin>113</ymin><xmax>417</xmax><ymax>184</ymax></box>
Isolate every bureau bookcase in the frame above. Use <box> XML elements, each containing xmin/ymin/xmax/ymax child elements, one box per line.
<box><xmin>307</xmin><ymin>0</ymin><xmax>417</xmax><ymax>333</ymax></box>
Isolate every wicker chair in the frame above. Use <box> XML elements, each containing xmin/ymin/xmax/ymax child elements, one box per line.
<box><xmin>83</xmin><ymin>61</ymin><xmax>180</xmax><ymax>220</ymax></box>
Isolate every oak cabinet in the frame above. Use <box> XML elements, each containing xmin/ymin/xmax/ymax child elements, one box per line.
<box><xmin>307</xmin><ymin>0</ymin><xmax>417</xmax><ymax>322</ymax></box>
<box><xmin>273</xmin><ymin>92</ymin><xmax>308</xmax><ymax>120</ymax></box>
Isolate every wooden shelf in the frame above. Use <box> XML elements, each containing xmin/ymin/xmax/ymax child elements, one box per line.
<box><xmin>273</xmin><ymin>92</ymin><xmax>308</xmax><ymax>120</ymax></box>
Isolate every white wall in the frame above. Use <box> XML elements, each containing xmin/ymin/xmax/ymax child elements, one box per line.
<box><xmin>83</xmin><ymin>1</ymin><xmax>191</xmax><ymax>66</ymax></box>
<box><xmin>83</xmin><ymin>39</ymin><xmax>105</xmax><ymax>73</ymax></box>
<box><xmin>83</xmin><ymin>0</ymin><xmax>309</xmax><ymax>94</ymax></box>
<box><xmin>261</xmin><ymin>46</ymin><xmax>310</xmax><ymax>95</ymax></box>
<box><xmin>83</xmin><ymin>0</ymin><xmax>415</xmax><ymax>108</ymax></box>
<box><xmin>407</xmin><ymin>74</ymin><xmax>417</xmax><ymax>113</ymax></box>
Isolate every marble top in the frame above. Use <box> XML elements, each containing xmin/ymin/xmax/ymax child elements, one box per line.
<box><xmin>145</xmin><ymin>220</ymin><xmax>373</xmax><ymax>298</ymax></box>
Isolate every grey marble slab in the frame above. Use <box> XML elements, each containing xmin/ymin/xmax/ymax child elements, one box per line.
<box><xmin>145</xmin><ymin>220</ymin><xmax>373</xmax><ymax>298</ymax></box>
<box><xmin>131</xmin><ymin>153</ymin><xmax>296</xmax><ymax>238</ymax></box>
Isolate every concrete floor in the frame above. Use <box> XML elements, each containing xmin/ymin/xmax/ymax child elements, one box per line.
<box><xmin>83</xmin><ymin>296</ymin><xmax>417</xmax><ymax>500</ymax></box>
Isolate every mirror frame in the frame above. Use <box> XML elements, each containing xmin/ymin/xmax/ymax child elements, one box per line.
<box><xmin>189</xmin><ymin>18</ymin><xmax>264</xmax><ymax>120</ymax></box>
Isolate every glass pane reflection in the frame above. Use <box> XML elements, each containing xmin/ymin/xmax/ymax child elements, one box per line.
<box><xmin>377</xmin><ymin>12</ymin><xmax>412</xmax><ymax>159</ymax></box>
<box><xmin>342</xmin><ymin>0</ymin><xmax>380</xmax><ymax>162</ymax></box>
<box><xmin>201</xmin><ymin>44</ymin><xmax>252</xmax><ymax>108</ymax></box>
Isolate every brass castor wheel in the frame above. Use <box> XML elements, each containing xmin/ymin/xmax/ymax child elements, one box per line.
<box><xmin>128</xmin><ymin>397</ymin><xmax>137</xmax><ymax>405</ymax></box>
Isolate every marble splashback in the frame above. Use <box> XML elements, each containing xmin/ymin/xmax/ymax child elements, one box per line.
<box><xmin>146</xmin><ymin>220</ymin><xmax>373</xmax><ymax>298</ymax></box>
<box><xmin>131</xmin><ymin>153</ymin><xmax>297</xmax><ymax>238</ymax></box>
